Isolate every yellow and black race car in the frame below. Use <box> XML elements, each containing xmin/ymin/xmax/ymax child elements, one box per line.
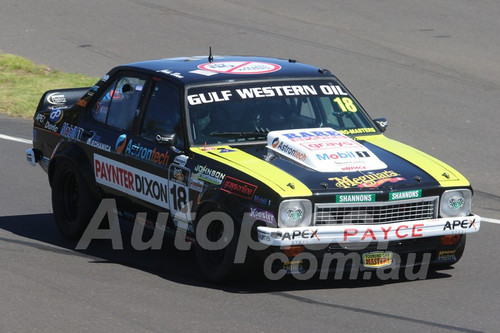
<box><xmin>26</xmin><ymin>55</ymin><xmax>481</xmax><ymax>282</ymax></box>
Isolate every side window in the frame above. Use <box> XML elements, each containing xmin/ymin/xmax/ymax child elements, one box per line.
<box><xmin>92</xmin><ymin>76</ymin><xmax>146</xmax><ymax>130</ymax></box>
<box><xmin>140</xmin><ymin>81</ymin><xmax>181</xmax><ymax>141</ymax></box>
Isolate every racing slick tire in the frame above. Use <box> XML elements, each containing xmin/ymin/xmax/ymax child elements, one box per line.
<box><xmin>51</xmin><ymin>159</ymin><xmax>98</xmax><ymax>240</ymax></box>
<box><xmin>194</xmin><ymin>208</ymin><xmax>244</xmax><ymax>283</ymax></box>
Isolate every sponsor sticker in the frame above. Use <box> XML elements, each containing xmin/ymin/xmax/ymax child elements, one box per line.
<box><xmin>283</xmin><ymin>260</ymin><xmax>303</xmax><ymax>272</ymax></box>
<box><xmin>49</xmin><ymin>109</ymin><xmax>63</xmax><ymax>124</ymax></box>
<box><xmin>335</xmin><ymin>194</ymin><xmax>376</xmax><ymax>203</ymax></box>
<box><xmin>221</xmin><ymin>176</ymin><xmax>258</xmax><ymax>200</ymax></box>
<box><xmin>46</xmin><ymin>92</ymin><xmax>66</xmax><ymax>105</ymax></box>
<box><xmin>60</xmin><ymin>122</ymin><xmax>84</xmax><ymax>140</ymax></box>
<box><xmin>194</xmin><ymin>165</ymin><xmax>226</xmax><ymax>185</ymax></box>
<box><xmin>198</xmin><ymin>61</ymin><xmax>281</xmax><ymax>75</ymax></box>
<box><xmin>362</xmin><ymin>251</ymin><xmax>393</xmax><ymax>268</ymax></box>
<box><xmin>115</xmin><ymin>134</ymin><xmax>127</xmax><ymax>154</ymax></box>
<box><xmin>437</xmin><ymin>250</ymin><xmax>457</xmax><ymax>262</ymax></box>
<box><xmin>94</xmin><ymin>154</ymin><xmax>168</xmax><ymax>208</ymax></box>
<box><xmin>267</xmin><ymin>128</ymin><xmax>387</xmax><ymax>173</ymax></box>
<box><xmin>389</xmin><ymin>189</ymin><xmax>422</xmax><ymax>201</ymax></box>
<box><xmin>328</xmin><ymin>170</ymin><xmax>403</xmax><ymax>189</ymax></box>
<box><xmin>249</xmin><ymin>207</ymin><xmax>276</xmax><ymax>226</ymax></box>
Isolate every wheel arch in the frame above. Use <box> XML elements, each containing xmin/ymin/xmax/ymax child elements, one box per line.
<box><xmin>48</xmin><ymin>142</ymin><xmax>101</xmax><ymax>199</ymax></box>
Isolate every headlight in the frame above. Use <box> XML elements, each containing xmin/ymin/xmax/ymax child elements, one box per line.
<box><xmin>278</xmin><ymin>199</ymin><xmax>312</xmax><ymax>228</ymax></box>
<box><xmin>440</xmin><ymin>189</ymin><xmax>472</xmax><ymax>217</ymax></box>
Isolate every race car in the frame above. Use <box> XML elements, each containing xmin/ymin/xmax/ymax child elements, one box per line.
<box><xmin>26</xmin><ymin>55</ymin><xmax>481</xmax><ymax>282</ymax></box>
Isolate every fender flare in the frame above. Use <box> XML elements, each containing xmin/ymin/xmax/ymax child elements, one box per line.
<box><xmin>48</xmin><ymin>142</ymin><xmax>101</xmax><ymax>199</ymax></box>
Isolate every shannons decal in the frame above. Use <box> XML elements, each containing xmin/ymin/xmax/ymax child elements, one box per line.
<box><xmin>94</xmin><ymin>154</ymin><xmax>168</xmax><ymax>208</ymax></box>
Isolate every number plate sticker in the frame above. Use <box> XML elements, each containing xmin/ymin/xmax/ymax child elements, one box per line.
<box><xmin>168</xmin><ymin>165</ymin><xmax>192</xmax><ymax>222</ymax></box>
<box><xmin>362</xmin><ymin>251</ymin><xmax>393</xmax><ymax>268</ymax></box>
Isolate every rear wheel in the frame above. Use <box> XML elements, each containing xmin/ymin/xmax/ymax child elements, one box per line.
<box><xmin>51</xmin><ymin>160</ymin><xmax>98</xmax><ymax>239</ymax></box>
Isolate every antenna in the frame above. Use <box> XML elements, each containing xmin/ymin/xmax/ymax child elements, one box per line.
<box><xmin>208</xmin><ymin>46</ymin><xmax>213</xmax><ymax>63</ymax></box>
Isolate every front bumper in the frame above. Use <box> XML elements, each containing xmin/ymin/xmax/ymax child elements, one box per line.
<box><xmin>256</xmin><ymin>214</ymin><xmax>480</xmax><ymax>246</ymax></box>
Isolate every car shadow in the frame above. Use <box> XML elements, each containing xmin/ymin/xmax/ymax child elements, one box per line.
<box><xmin>0</xmin><ymin>213</ymin><xmax>454</xmax><ymax>293</ymax></box>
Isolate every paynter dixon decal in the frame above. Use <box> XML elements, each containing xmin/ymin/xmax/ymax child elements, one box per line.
<box><xmin>94</xmin><ymin>154</ymin><xmax>168</xmax><ymax>208</ymax></box>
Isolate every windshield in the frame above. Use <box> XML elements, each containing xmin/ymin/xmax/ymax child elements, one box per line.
<box><xmin>186</xmin><ymin>79</ymin><xmax>377</xmax><ymax>145</ymax></box>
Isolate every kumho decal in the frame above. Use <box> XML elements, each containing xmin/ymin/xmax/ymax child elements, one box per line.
<box><xmin>94</xmin><ymin>154</ymin><xmax>168</xmax><ymax>208</ymax></box>
<box><xmin>125</xmin><ymin>140</ymin><xmax>169</xmax><ymax>166</ymax></box>
<box><xmin>329</xmin><ymin>170</ymin><xmax>402</xmax><ymax>188</ymax></box>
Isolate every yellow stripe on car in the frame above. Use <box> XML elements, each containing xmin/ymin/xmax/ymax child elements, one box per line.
<box><xmin>362</xmin><ymin>135</ymin><xmax>470</xmax><ymax>187</ymax></box>
<box><xmin>190</xmin><ymin>146</ymin><xmax>312</xmax><ymax>197</ymax></box>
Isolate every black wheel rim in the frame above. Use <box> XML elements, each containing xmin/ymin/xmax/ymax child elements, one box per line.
<box><xmin>204</xmin><ymin>219</ymin><xmax>226</xmax><ymax>268</ymax></box>
<box><xmin>60</xmin><ymin>169</ymin><xmax>79</xmax><ymax>223</ymax></box>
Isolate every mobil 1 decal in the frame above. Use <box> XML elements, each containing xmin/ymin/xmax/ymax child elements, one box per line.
<box><xmin>168</xmin><ymin>164</ymin><xmax>192</xmax><ymax>223</ymax></box>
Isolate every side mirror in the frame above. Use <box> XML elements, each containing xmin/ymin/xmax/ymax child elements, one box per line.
<box><xmin>156</xmin><ymin>133</ymin><xmax>176</xmax><ymax>146</ymax></box>
<box><xmin>373</xmin><ymin>118</ymin><xmax>388</xmax><ymax>132</ymax></box>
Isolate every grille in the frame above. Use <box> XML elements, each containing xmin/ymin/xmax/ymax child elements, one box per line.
<box><xmin>314</xmin><ymin>197</ymin><xmax>439</xmax><ymax>225</ymax></box>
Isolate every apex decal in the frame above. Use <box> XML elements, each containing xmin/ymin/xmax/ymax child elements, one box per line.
<box><xmin>271</xmin><ymin>229</ymin><xmax>320</xmax><ymax>242</ymax></box>
<box><xmin>443</xmin><ymin>219</ymin><xmax>477</xmax><ymax>232</ymax></box>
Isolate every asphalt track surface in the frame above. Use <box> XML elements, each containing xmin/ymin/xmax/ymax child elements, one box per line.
<box><xmin>0</xmin><ymin>1</ymin><xmax>499</xmax><ymax>332</ymax></box>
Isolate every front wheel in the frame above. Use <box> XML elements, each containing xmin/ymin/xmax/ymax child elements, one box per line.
<box><xmin>194</xmin><ymin>209</ymin><xmax>244</xmax><ymax>283</ymax></box>
<box><xmin>51</xmin><ymin>159</ymin><xmax>98</xmax><ymax>240</ymax></box>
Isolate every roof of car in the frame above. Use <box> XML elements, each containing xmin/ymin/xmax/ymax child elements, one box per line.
<box><xmin>119</xmin><ymin>55</ymin><xmax>334</xmax><ymax>85</ymax></box>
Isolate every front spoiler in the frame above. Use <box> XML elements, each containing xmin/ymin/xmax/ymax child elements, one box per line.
<box><xmin>257</xmin><ymin>214</ymin><xmax>480</xmax><ymax>247</ymax></box>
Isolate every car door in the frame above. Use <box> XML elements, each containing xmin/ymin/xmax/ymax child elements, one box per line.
<box><xmin>83</xmin><ymin>71</ymin><xmax>149</xmax><ymax>209</ymax></box>
<box><xmin>124</xmin><ymin>77</ymin><xmax>191</xmax><ymax>230</ymax></box>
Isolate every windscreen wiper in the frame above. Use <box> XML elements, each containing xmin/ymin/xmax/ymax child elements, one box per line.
<box><xmin>209</xmin><ymin>130</ymin><xmax>268</xmax><ymax>139</ymax></box>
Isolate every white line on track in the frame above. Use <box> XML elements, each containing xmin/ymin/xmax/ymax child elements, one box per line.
<box><xmin>483</xmin><ymin>217</ymin><xmax>500</xmax><ymax>225</ymax></box>
<box><xmin>0</xmin><ymin>134</ymin><xmax>32</xmax><ymax>144</ymax></box>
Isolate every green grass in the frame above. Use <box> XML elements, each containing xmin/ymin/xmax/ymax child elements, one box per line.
<box><xmin>0</xmin><ymin>51</ymin><xmax>98</xmax><ymax>118</ymax></box>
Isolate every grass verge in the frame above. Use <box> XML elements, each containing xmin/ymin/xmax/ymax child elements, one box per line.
<box><xmin>0</xmin><ymin>51</ymin><xmax>98</xmax><ymax>118</ymax></box>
